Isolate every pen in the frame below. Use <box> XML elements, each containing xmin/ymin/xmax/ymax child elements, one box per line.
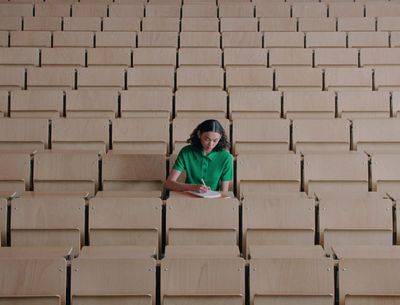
<box><xmin>201</xmin><ymin>178</ymin><xmax>206</xmax><ymax>186</ymax></box>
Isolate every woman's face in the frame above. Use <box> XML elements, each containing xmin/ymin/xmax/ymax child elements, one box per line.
<box><xmin>200</xmin><ymin>131</ymin><xmax>221</xmax><ymax>153</ymax></box>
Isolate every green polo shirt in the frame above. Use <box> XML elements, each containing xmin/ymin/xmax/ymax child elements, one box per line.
<box><xmin>173</xmin><ymin>145</ymin><xmax>233</xmax><ymax>191</ymax></box>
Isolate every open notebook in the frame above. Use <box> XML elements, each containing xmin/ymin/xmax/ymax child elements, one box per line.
<box><xmin>185</xmin><ymin>190</ymin><xmax>222</xmax><ymax>199</ymax></box>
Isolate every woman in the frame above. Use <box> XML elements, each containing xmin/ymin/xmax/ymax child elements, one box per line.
<box><xmin>165</xmin><ymin>119</ymin><xmax>233</xmax><ymax>193</ymax></box>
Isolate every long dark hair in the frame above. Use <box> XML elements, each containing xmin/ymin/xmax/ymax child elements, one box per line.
<box><xmin>187</xmin><ymin>119</ymin><xmax>230</xmax><ymax>151</ymax></box>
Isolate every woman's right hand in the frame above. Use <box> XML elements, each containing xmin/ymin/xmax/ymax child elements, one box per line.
<box><xmin>191</xmin><ymin>184</ymin><xmax>211</xmax><ymax>193</ymax></box>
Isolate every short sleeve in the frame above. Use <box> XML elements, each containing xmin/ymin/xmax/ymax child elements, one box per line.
<box><xmin>172</xmin><ymin>149</ymin><xmax>185</xmax><ymax>172</ymax></box>
<box><xmin>221</xmin><ymin>153</ymin><xmax>233</xmax><ymax>181</ymax></box>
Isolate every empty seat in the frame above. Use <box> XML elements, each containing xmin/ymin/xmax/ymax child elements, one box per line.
<box><xmin>10</xmin><ymin>90</ymin><xmax>63</xmax><ymax>118</ymax></box>
<box><xmin>249</xmin><ymin>244</ymin><xmax>325</xmax><ymax>260</ymax></box>
<box><xmin>314</xmin><ymin>48</ymin><xmax>358</xmax><ymax>67</ymax></box>
<box><xmin>177</xmin><ymin>66</ymin><xmax>224</xmax><ymax>89</ymax></box>
<box><xmin>220</xmin><ymin>17</ymin><xmax>258</xmax><ymax>32</ymax></box>
<box><xmin>63</xmin><ymin>17</ymin><xmax>101</xmax><ymax>31</ymax></box>
<box><xmin>0</xmin><ymin>198</ymin><xmax>5</xmax><ymax>245</ymax></box>
<box><xmin>175</xmin><ymin>88</ymin><xmax>226</xmax><ymax>118</ymax></box>
<box><xmin>127</xmin><ymin>66</ymin><xmax>175</xmax><ymax>89</ymax></box>
<box><xmin>133</xmin><ymin>47</ymin><xmax>176</xmax><ymax>66</ymax></box>
<box><xmin>87</xmin><ymin>48</ymin><xmax>131</xmax><ymax>67</ymax></box>
<box><xmin>219</xmin><ymin>3</ymin><xmax>254</xmax><ymax>17</ymax></box>
<box><xmin>391</xmin><ymin>32</ymin><xmax>400</xmax><ymax>48</ymax></box>
<box><xmin>325</xmin><ymin>67</ymin><xmax>372</xmax><ymax>91</ymax></box>
<box><xmin>226</xmin><ymin>67</ymin><xmax>273</xmax><ymax>90</ymax></box>
<box><xmin>33</xmin><ymin>151</ymin><xmax>99</xmax><ymax>195</ymax></box>
<box><xmin>269</xmin><ymin>48</ymin><xmax>312</xmax><ymax>67</ymax></box>
<box><xmin>375</xmin><ymin>67</ymin><xmax>400</xmax><ymax>90</ymax></box>
<box><xmin>35</xmin><ymin>3</ymin><xmax>70</xmax><ymax>17</ymax></box>
<box><xmin>102</xmin><ymin>152</ymin><xmax>166</xmax><ymax>195</ymax></box>
<box><xmin>303</xmin><ymin>152</ymin><xmax>369</xmax><ymax>195</ymax></box>
<box><xmin>145</xmin><ymin>4</ymin><xmax>180</xmax><ymax>17</ymax></box>
<box><xmin>96</xmin><ymin>31</ymin><xmax>136</xmax><ymax>48</ymax></box>
<box><xmin>229</xmin><ymin>89</ymin><xmax>281</xmax><ymax>119</ymax></box>
<box><xmin>23</xmin><ymin>16</ymin><xmax>62</xmax><ymax>31</ymax></box>
<box><xmin>221</xmin><ymin>48</ymin><xmax>264</xmax><ymax>67</ymax></box>
<box><xmin>89</xmin><ymin>197</ymin><xmax>162</xmax><ymax>255</ymax></box>
<box><xmin>0</xmin><ymin>91</ymin><xmax>7</xmax><ymax>117</ymax></box>
<box><xmin>319</xmin><ymin>196</ymin><xmax>393</xmax><ymax>253</ymax></box>
<box><xmin>352</xmin><ymin>118</ymin><xmax>400</xmax><ymax>152</ymax></box>
<box><xmin>0</xmin><ymin>31</ymin><xmax>8</xmax><ymax>47</ymax></box>
<box><xmin>264</xmin><ymin>32</ymin><xmax>305</xmax><ymax>48</ymax></box>
<box><xmin>77</xmin><ymin>67</ymin><xmax>125</xmax><ymax>89</ymax></box>
<box><xmin>298</xmin><ymin>17</ymin><xmax>336</xmax><ymax>32</ymax></box>
<box><xmin>377</xmin><ymin>17</ymin><xmax>400</xmax><ymax>31</ymax></box>
<box><xmin>165</xmin><ymin>245</ymin><xmax>240</xmax><ymax>258</ymax></box>
<box><xmin>142</xmin><ymin>17</ymin><xmax>180</xmax><ymax>32</ymax></box>
<box><xmin>237</xmin><ymin>153</ymin><xmax>301</xmax><ymax>195</ymax></box>
<box><xmin>182</xmin><ymin>4</ymin><xmax>217</xmax><ymax>18</ymax></box>
<box><xmin>0</xmin><ymin>152</ymin><xmax>30</xmax><ymax>193</ymax></box>
<box><xmin>10</xmin><ymin>30</ymin><xmax>51</xmax><ymax>47</ymax></box>
<box><xmin>0</xmin><ymin>47</ymin><xmax>39</xmax><ymax>67</ymax></box>
<box><xmin>393</xmin><ymin>91</ymin><xmax>400</xmax><ymax>117</ymax></box>
<box><xmin>0</xmin><ymin>3</ymin><xmax>33</xmax><ymax>17</ymax></box>
<box><xmin>283</xmin><ymin>91</ymin><xmax>336</xmax><ymax>119</ymax></box>
<box><xmin>329</xmin><ymin>2</ymin><xmax>364</xmax><ymax>17</ymax></box>
<box><xmin>275</xmin><ymin>67</ymin><xmax>322</xmax><ymax>91</ymax></box>
<box><xmin>348</xmin><ymin>32</ymin><xmax>389</xmax><ymax>48</ymax></box>
<box><xmin>112</xmin><ymin>118</ymin><xmax>169</xmax><ymax>154</ymax></box>
<box><xmin>222</xmin><ymin>32</ymin><xmax>262</xmax><ymax>48</ymax></box>
<box><xmin>138</xmin><ymin>31</ymin><xmax>177</xmax><ymax>48</ymax></box>
<box><xmin>256</xmin><ymin>3</ymin><xmax>291</xmax><ymax>18</ymax></box>
<box><xmin>337</xmin><ymin>91</ymin><xmax>390</xmax><ymax>118</ymax></box>
<box><xmin>53</xmin><ymin>31</ymin><xmax>94</xmax><ymax>48</ymax></box>
<box><xmin>371</xmin><ymin>153</ymin><xmax>400</xmax><ymax>193</ymax></box>
<box><xmin>181</xmin><ymin>17</ymin><xmax>219</xmax><ymax>32</ymax></box>
<box><xmin>293</xmin><ymin>3</ymin><xmax>327</xmax><ymax>17</ymax></box>
<box><xmin>179</xmin><ymin>48</ymin><xmax>221</xmax><ymax>66</ymax></box>
<box><xmin>72</xmin><ymin>3</ymin><xmax>107</xmax><ymax>17</ymax></box>
<box><xmin>102</xmin><ymin>17</ymin><xmax>141</xmax><ymax>32</ymax></box>
<box><xmin>306</xmin><ymin>32</ymin><xmax>347</xmax><ymax>48</ymax></box>
<box><xmin>338</xmin><ymin>17</ymin><xmax>376</xmax><ymax>32</ymax></box>
<box><xmin>360</xmin><ymin>48</ymin><xmax>400</xmax><ymax>67</ymax></box>
<box><xmin>0</xmin><ymin>17</ymin><xmax>21</xmax><ymax>31</ymax></box>
<box><xmin>108</xmin><ymin>4</ymin><xmax>144</xmax><ymax>17</ymax></box>
<box><xmin>180</xmin><ymin>31</ymin><xmax>220</xmax><ymax>48</ymax></box>
<box><xmin>232</xmin><ymin>118</ymin><xmax>290</xmax><ymax>155</ymax></box>
<box><xmin>0</xmin><ymin>118</ymin><xmax>48</xmax><ymax>152</ymax></box>
<box><xmin>0</xmin><ymin>66</ymin><xmax>24</xmax><ymax>89</ymax></box>
<box><xmin>11</xmin><ymin>196</ymin><xmax>85</xmax><ymax>257</ymax></box>
<box><xmin>259</xmin><ymin>17</ymin><xmax>296</xmax><ymax>32</ymax></box>
<box><xmin>51</xmin><ymin>118</ymin><xmax>109</xmax><ymax>154</ymax></box>
<box><xmin>27</xmin><ymin>67</ymin><xmax>75</xmax><ymax>90</ymax></box>
<box><xmin>166</xmin><ymin>197</ymin><xmax>239</xmax><ymax>246</ymax></box>
<box><xmin>66</xmin><ymin>90</ymin><xmax>117</xmax><ymax>119</ymax></box>
<box><xmin>366</xmin><ymin>2</ymin><xmax>400</xmax><ymax>17</ymax></box>
<box><xmin>41</xmin><ymin>48</ymin><xmax>85</xmax><ymax>67</ymax></box>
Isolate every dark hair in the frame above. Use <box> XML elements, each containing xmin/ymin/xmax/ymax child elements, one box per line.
<box><xmin>187</xmin><ymin>119</ymin><xmax>230</xmax><ymax>151</ymax></box>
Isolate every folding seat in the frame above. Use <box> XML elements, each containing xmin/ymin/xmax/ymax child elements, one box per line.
<box><xmin>180</xmin><ymin>31</ymin><xmax>220</xmax><ymax>48</ymax></box>
<box><xmin>172</xmin><ymin>117</ymin><xmax>230</xmax><ymax>153</ymax></box>
<box><xmin>142</xmin><ymin>17</ymin><xmax>180</xmax><ymax>32</ymax></box>
<box><xmin>108</xmin><ymin>4</ymin><xmax>145</xmax><ymax>17</ymax></box>
<box><xmin>375</xmin><ymin>67</ymin><xmax>400</xmax><ymax>90</ymax></box>
<box><xmin>165</xmin><ymin>245</ymin><xmax>241</xmax><ymax>258</ymax></box>
<box><xmin>293</xmin><ymin>118</ymin><xmax>350</xmax><ymax>153</ymax></box>
<box><xmin>145</xmin><ymin>4</ymin><xmax>181</xmax><ymax>17</ymax></box>
<box><xmin>166</xmin><ymin>197</ymin><xmax>239</xmax><ymax>246</ymax></box>
<box><xmin>229</xmin><ymin>89</ymin><xmax>281</xmax><ymax>119</ymax></box>
<box><xmin>224</xmin><ymin>48</ymin><xmax>266</xmax><ymax>67</ymax></box>
<box><xmin>293</xmin><ymin>3</ymin><xmax>327</xmax><ymax>18</ymax></box>
<box><xmin>121</xmin><ymin>88</ymin><xmax>172</xmax><ymax>118</ymax></box>
<box><xmin>112</xmin><ymin>118</ymin><xmax>169</xmax><ymax>154</ymax></box>
<box><xmin>0</xmin><ymin>198</ymin><xmax>5</xmax><ymax>245</ymax></box>
<box><xmin>0</xmin><ymin>17</ymin><xmax>21</xmax><ymax>30</ymax></box>
<box><xmin>249</xmin><ymin>245</ymin><xmax>325</xmax><ymax>260</ymax></box>
<box><xmin>298</xmin><ymin>17</ymin><xmax>336</xmax><ymax>32</ymax></box>
<box><xmin>348</xmin><ymin>32</ymin><xmax>389</xmax><ymax>48</ymax></box>
<box><xmin>243</xmin><ymin>196</ymin><xmax>315</xmax><ymax>256</ymax></box>
<box><xmin>0</xmin><ymin>257</ymin><xmax>67</xmax><ymax>305</ymax></box>
<box><xmin>63</xmin><ymin>17</ymin><xmax>101</xmax><ymax>31</ymax></box>
<box><xmin>87</xmin><ymin>48</ymin><xmax>131</xmax><ymax>67</ymax></box>
<box><xmin>161</xmin><ymin>256</ymin><xmax>245</xmax><ymax>305</ymax></box>
<box><xmin>88</xmin><ymin>197</ymin><xmax>162</xmax><ymax>255</ymax></box>
<box><xmin>365</xmin><ymin>2</ymin><xmax>400</xmax><ymax>17</ymax></box>
<box><xmin>0</xmin><ymin>47</ymin><xmax>39</xmax><ymax>67</ymax></box>
<box><xmin>27</xmin><ymin>67</ymin><xmax>75</xmax><ymax>90</ymax></box>
<box><xmin>325</xmin><ymin>67</ymin><xmax>372</xmax><ymax>91</ymax></box>
<box><xmin>0</xmin><ymin>3</ymin><xmax>33</xmax><ymax>17</ymax></box>
<box><xmin>306</xmin><ymin>32</ymin><xmax>347</xmax><ymax>48</ymax></box>
<box><xmin>314</xmin><ymin>48</ymin><xmax>358</xmax><ymax>67</ymax></box>
<box><xmin>370</xmin><ymin>153</ymin><xmax>400</xmax><ymax>194</ymax></box>
<box><xmin>175</xmin><ymin>88</ymin><xmax>226</xmax><ymax>118</ymax></box>
<box><xmin>392</xmin><ymin>91</ymin><xmax>400</xmax><ymax>117</ymax></box>
<box><xmin>133</xmin><ymin>47</ymin><xmax>176</xmax><ymax>67</ymax></box>
<box><xmin>222</xmin><ymin>32</ymin><xmax>263</xmax><ymax>48</ymax></box>
<box><xmin>51</xmin><ymin>118</ymin><xmax>110</xmax><ymax>154</ymax></box>
<box><xmin>392</xmin><ymin>32</ymin><xmax>400</xmax><ymax>48</ymax></box>
<box><xmin>11</xmin><ymin>196</ymin><xmax>85</xmax><ymax>257</ymax></box>
<box><xmin>0</xmin><ymin>91</ymin><xmax>7</xmax><ymax>117</ymax></box>
<box><xmin>337</xmin><ymin>91</ymin><xmax>390</xmax><ymax>118</ymax></box>
<box><xmin>34</xmin><ymin>3</ymin><xmax>70</xmax><ymax>17</ymax></box>
<box><xmin>250</xmin><ymin>256</ymin><xmax>334</xmax><ymax>305</ymax></box>
<box><xmin>0</xmin><ymin>31</ymin><xmax>7</xmax><ymax>47</ymax></box>
<box><xmin>264</xmin><ymin>32</ymin><xmax>305</xmax><ymax>48</ymax></box>
<box><xmin>66</xmin><ymin>90</ymin><xmax>118</xmax><ymax>118</ymax></box>
<box><xmin>71</xmin><ymin>3</ymin><xmax>107</xmax><ymax>17</ymax></box>
<box><xmin>0</xmin><ymin>152</ymin><xmax>30</xmax><ymax>193</ymax></box>
<box><xmin>259</xmin><ymin>18</ymin><xmax>296</xmax><ymax>32</ymax></box>
<box><xmin>256</xmin><ymin>3</ymin><xmax>291</xmax><ymax>18</ymax></box>
<box><xmin>275</xmin><ymin>67</ymin><xmax>323</xmax><ymax>91</ymax></box>
<box><xmin>220</xmin><ymin>17</ymin><xmax>258</xmax><ymax>32</ymax></box>
<box><xmin>77</xmin><ymin>67</ymin><xmax>125</xmax><ymax>90</ymax></box>
<box><xmin>179</xmin><ymin>48</ymin><xmax>221</xmax><ymax>66</ymax></box>
<box><xmin>10</xmin><ymin>90</ymin><xmax>63</xmax><ymax>118</ymax></box>
<box><xmin>303</xmin><ymin>152</ymin><xmax>369</xmax><ymax>195</ymax></box>
<box><xmin>10</xmin><ymin>30</ymin><xmax>51</xmax><ymax>47</ymax></box>
<box><xmin>319</xmin><ymin>196</ymin><xmax>393</xmax><ymax>254</ymax></box>
<box><xmin>219</xmin><ymin>3</ymin><xmax>254</xmax><ymax>17</ymax></box>
<box><xmin>115</xmin><ymin>0</ymin><xmax>147</xmax><ymax>3</ymax></box>
<box><xmin>71</xmin><ymin>256</ymin><xmax>156</xmax><ymax>305</ymax></box>
<box><xmin>283</xmin><ymin>91</ymin><xmax>335</xmax><ymax>119</ymax></box>
<box><xmin>53</xmin><ymin>31</ymin><xmax>94</xmax><ymax>48</ymax></box>
<box><xmin>103</xmin><ymin>17</ymin><xmax>141</xmax><ymax>32</ymax></box>
<box><xmin>127</xmin><ymin>66</ymin><xmax>175</xmax><ymax>89</ymax></box>
<box><xmin>96</xmin><ymin>31</ymin><xmax>136</xmax><ymax>48</ymax></box>
<box><xmin>0</xmin><ymin>118</ymin><xmax>48</xmax><ymax>152</ymax></box>
<box><xmin>337</xmin><ymin>17</ymin><xmax>376</xmax><ymax>32</ymax></box>
<box><xmin>360</xmin><ymin>48</ymin><xmax>400</xmax><ymax>67</ymax></box>
<box><xmin>236</xmin><ymin>153</ymin><xmax>301</xmax><ymax>195</ymax></box>
<box><xmin>352</xmin><ymin>118</ymin><xmax>400</xmax><ymax>152</ymax></box>
<box><xmin>177</xmin><ymin>66</ymin><xmax>224</xmax><ymax>89</ymax></box>
<box><xmin>102</xmin><ymin>152</ymin><xmax>166</xmax><ymax>195</ymax></box>
<box><xmin>0</xmin><ymin>67</ymin><xmax>25</xmax><ymax>90</ymax></box>
<box><xmin>23</xmin><ymin>17</ymin><xmax>62</xmax><ymax>31</ymax></box>
<box><xmin>79</xmin><ymin>245</ymin><xmax>156</xmax><ymax>259</ymax></box>
<box><xmin>232</xmin><ymin>118</ymin><xmax>290</xmax><ymax>155</ymax></box>
<box><xmin>33</xmin><ymin>151</ymin><xmax>99</xmax><ymax>195</ymax></box>
<box><xmin>137</xmin><ymin>31</ymin><xmax>178</xmax><ymax>48</ymax></box>
<box><xmin>329</xmin><ymin>2</ymin><xmax>364</xmax><ymax>17</ymax></box>
<box><xmin>226</xmin><ymin>67</ymin><xmax>273</xmax><ymax>90</ymax></box>
<box><xmin>182</xmin><ymin>4</ymin><xmax>218</xmax><ymax>17</ymax></box>
<box><xmin>181</xmin><ymin>17</ymin><xmax>219</xmax><ymax>32</ymax></box>
<box><xmin>41</xmin><ymin>48</ymin><xmax>85</xmax><ymax>67</ymax></box>
<box><xmin>377</xmin><ymin>17</ymin><xmax>400</xmax><ymax>31</ymax></box>
<box><xmin>269</xmin><ymin>48</ymin><xmax>312</xmax><ymax>67</ymax></box>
